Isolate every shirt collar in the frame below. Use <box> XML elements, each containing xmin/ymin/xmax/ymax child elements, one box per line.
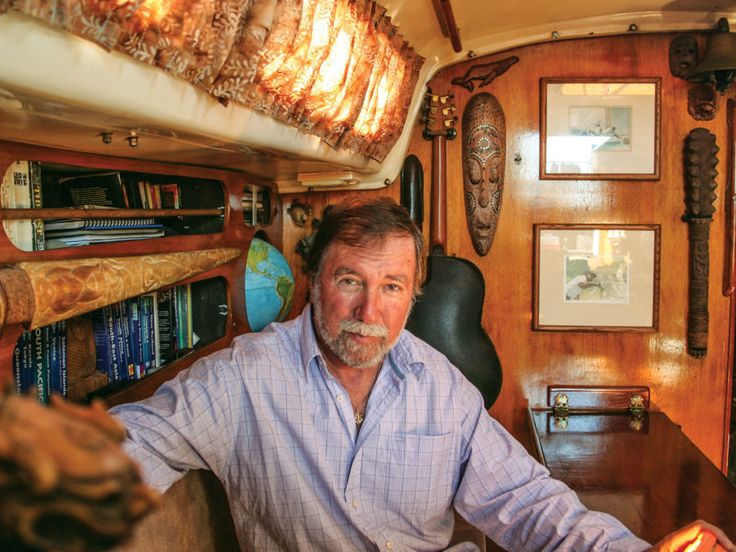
<box><xmin>297</xmin><ymin>304</ymin><xmax>426</xmax><ymax>382</ymax></box>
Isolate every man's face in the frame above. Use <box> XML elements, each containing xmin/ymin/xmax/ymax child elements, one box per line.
<box><xmin>311</xmin><ymin>235</ymin><xmax>417</xmax><ymax>371</ymax></box>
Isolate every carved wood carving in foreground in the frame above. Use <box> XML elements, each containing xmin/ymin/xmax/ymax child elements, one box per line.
<box><xmin>0</xmin><ymin>390</ymin><xmax>160</xmax><ymax>551</ymax></box>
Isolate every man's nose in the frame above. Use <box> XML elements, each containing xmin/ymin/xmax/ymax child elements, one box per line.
<box><xmin>354</xmin><ymin>287</ymin><xmax>382</xmax><ymax>323</ymax></box>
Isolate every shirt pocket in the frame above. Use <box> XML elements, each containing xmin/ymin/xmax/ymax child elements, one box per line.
<box><xmin>381</xmin><ymin>432</ymin><xmax>458</xmax><ymax>518</ymax></box>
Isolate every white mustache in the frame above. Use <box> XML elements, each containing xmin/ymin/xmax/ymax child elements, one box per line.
<box><xmin>338</xmin><ymin>319</ymin><xmax>389</xmax><ymax>338</ymax></box>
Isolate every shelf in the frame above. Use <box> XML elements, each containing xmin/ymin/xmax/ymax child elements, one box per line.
<box><xmin>1</xmin><ymin>207</ymin><xmax>224</xmax><ymax>219</ymax></box>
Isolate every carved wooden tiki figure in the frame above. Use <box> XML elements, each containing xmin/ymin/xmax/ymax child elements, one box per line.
<box><xmin>462</xmin><ymin>93</ymin><xmax>506</xmax><ymax>256</ymax></box>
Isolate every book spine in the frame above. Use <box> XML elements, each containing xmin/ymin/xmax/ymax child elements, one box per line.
<box><xmin>151</xmin><ymin>291</ymin><xmax>160</xmax><ymax>369</ymax></box>
<box><xmin>156</xmin><ymin>289</ymin><xmax>175</xmax><ymax>367</ymax></box>
<box><xmin>127</xmin><ymin>298</ymin><xmax>144</xmax><ymax>379</ymax></box>
<box><xmin>103</xmin><ymin>305</ymin><xmax>121</xmax><ymax>383</ymax></box>
<box><xmin>57</xmin><ymin>321</ymin><xmax>68</xmax><ymax>398</ymax></box>
<box><xmin>29</xmin><ymin>161</ymin><xmax>45</xmax><ymax>251</ymax></box>
<box><xmin>90</xmin><ymin>310</ymin><xmax>111</xmax><ymax>377</ymax></box>
<box><xmin>11</xmin><ymin>160</ymin><xmax>33</xmax><ymax>251</ymax></box>
<box><xmin>139</xmin><ymin>295</ymin><xmax>152</xmax><ymax>375</ymax></box>
<box><xmin>118</xmin><ymin>301</ymin><xmax>135</xmax><ymax>380</ymax></box>
<box><xmin>12</xmin><ymin>332</ymin><xmax>25</xmax><ymax>394</ymax></box>
<box><xmin>1</xmin><ymin>161</ymin><xmax>17</xmax><ymax>245</ymax></box>
<box><xmin>32</xmin><ymin>327</ymin><xmax>48</xmax><ymax>404</ymax></box>
<box><xmin>47</xmin><ymin>322</ymin><xmax>59</xmax><ymax>397</ymax></box>
<box><xmin>147</xmin><ymin>293</ymin><xmax>158</xmax><ymax>372</ymax></box>
<box><xmin>111</xmin><ymin>303</ymin><xmax>128</xmax><ymax>381</ymax></box>
<box><xmin>18</xmin><ymin>331</ymin><xmax>34</xmax><ymax>395</ymax></box>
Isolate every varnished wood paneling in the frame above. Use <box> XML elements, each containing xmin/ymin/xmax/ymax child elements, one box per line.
<box><xmin>280</xmin><ymin>33</ymin><xmax>735</xmax><ymax>470</ymax></box>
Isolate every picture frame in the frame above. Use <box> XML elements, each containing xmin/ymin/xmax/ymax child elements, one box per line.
<box><xmin>533</xmin><ymin>224</ymin><xmax>660</xmax><ymax>331</ymax></box>
<box><xmin>540</xmin><ymin>78</ymin><xmax>661</xmax><ymax>180</ymax></box>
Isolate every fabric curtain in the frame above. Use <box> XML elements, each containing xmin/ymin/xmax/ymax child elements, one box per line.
<box><xmin>2</xmin><ymin>0</ymin><xmax>423</xmax><ymax>161</ymax></box>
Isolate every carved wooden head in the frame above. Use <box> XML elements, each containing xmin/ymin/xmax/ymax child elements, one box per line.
<box><xmin>687</xmin><ymin>84</ymin><xmax>716</xmax><ymax>121</ymax></box>
<box><xmin>669</xmin><ymin>34</ymin><xmax>699</xmax><ymax>79</ymax></box>
<box><xmin>461</xmin><ymin>93</ymin><xmax>506</xmax><ymax>256</ymax></box>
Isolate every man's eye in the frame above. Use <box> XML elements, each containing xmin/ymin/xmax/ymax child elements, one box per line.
<box><xmin>385</xmin><ymin>283</ymin><xmax>403</xmax><ymax>293</ymax></box>
<box><xmin>338</xmin><ymin>278</ymin><xmax>360</xmax><ymax>288</ymax></box>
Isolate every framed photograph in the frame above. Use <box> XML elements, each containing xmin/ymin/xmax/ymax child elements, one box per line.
<box><xmin>540</xmin><ymin>78</ymin><xmax>661</xmax><ymax>180</ymax></box>
<box><xmin>533</xmin><ymin>224</ymin><xmax>660</xmax><ymax>331</ymax></box>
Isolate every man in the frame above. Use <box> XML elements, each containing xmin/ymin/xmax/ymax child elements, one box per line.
<box><xmin>565</xmin><ymin>270</ymin><xmax>599</xmax><ymax>301</ymax></box>
<box><xmin>111</xmin><ymin>197</ymin><xmax>734</xmax><ymax>551</ymax></box>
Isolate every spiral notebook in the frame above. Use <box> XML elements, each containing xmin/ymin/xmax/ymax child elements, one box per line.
<box><xmin>44</xmin><ymin>217</ymin><xmax>159</xmax><ymax>231</ymax></box>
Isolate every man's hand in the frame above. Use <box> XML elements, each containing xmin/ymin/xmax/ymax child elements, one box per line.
<box><xmin>649</xmin><ymin>520</ymin><xmax>736</xmax><ymax>552</ymax></box>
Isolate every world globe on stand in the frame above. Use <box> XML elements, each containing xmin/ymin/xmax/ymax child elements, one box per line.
<box><xmin>244</xmin><ymin>238</ymin><xmax>296</xmax><ymax>332</ymax></box>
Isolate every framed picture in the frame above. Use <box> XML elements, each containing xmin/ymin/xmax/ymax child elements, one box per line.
<box><xmin>533</xmin><ymin>224</ymin><xmax>660</xmax><ymax>331</ymax></box>
<box><xmin>540</xmin><ymin>78</ymin><xmax>661</xmax><ymax>180</ymax></box>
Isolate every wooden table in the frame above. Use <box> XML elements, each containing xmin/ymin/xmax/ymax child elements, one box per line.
<box><xmin>528</xmin><ymin>408</ymin><xmax>736</xmax><ymax>544</ymax></box>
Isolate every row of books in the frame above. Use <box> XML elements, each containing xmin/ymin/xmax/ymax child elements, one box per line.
<box><xmin>1</xmin><ymin>162</ymin><xmax>193</xmax><ymax>251</ymax></box>
<box><xmin>13</xmin><ymin>321</ymin><xmax>67</xmax><ymax>404</ymax></box>
<box><xmin>90</xmin><ymin>284</ymin><xmax>196</xmax><ymax>389</ymax></box>
<box><xmin>12</xmin><ymin>284</ymin><xmax>197</xmax><ymax>403</ymax></box>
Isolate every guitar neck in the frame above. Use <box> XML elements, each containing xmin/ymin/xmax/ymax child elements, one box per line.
<box><xmin>431</xmin><ymin>134</ymin><xmax>447</xmax><ymax>255</ymax></box>
<box><xmin>421</xmin><ymin>90</ymin><xmax>457</xmax><ymax>256</ymax></box>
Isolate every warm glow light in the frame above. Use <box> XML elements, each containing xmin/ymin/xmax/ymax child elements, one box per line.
<box><xmin>21</xmin><ymin>0</ymin><xmax>423</xmax><ymax>162</ymax></box>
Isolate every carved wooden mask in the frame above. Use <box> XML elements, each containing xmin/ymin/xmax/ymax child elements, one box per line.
<box><xmin>669</xmin><ymin>34</ymin><xmax>699</xmax><ymax>78</ymax></box>
<box><xmin>461</xmin><ymin>93</ymin><xmax>506</xmax><ymax>256</ymax></box>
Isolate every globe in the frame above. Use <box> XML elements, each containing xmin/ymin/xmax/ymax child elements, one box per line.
<box><xmin>244</xmin><ymin>238</ymin><xmax>296</xmax><ymax>332</ymax></box>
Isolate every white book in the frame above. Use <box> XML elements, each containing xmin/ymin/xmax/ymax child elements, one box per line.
<box><xmin>2</xmin><ymin>161</ymin><xmax>33</xmax><ymax>251</ymax></box>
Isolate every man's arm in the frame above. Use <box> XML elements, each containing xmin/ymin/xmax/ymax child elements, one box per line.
<box><xmin>109</xmin><ymin>349</ymin><xmax>241</xmax><ymax>493</ymax></box>
<box><xmin>452</xmin><ymin>397</ymin><xmax>649</xmax><ymax>551</ymax></box>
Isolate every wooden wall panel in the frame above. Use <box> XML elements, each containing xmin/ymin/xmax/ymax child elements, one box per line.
<box><xmin>280</xmin><ymin>33</ymin><xmax>734</xmax><ymax>469</ymax></box>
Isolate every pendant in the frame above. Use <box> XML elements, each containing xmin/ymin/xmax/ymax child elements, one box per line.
<box><xmin>354</xmin><ymin>409</ymin><xmax>364</xmax><ymax>426</ymax></box>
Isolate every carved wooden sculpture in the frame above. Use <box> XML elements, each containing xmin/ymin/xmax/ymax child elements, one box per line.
<box><xmin>669</xmin><ymin>34</ymin><xmax>699</xmax><ymax>79</ymax></box>
<box><xmin>451</xmin><ymin>56</ymin><xmax>519</xmax><ymax>92</ymax></box>
<box><xmin>0</xmin><ymin>248</ymin><xmax>240</xmax><ymax>333</ymax></box>
<box><xmin>683</xmin><ymin>128</ymin><xmax>719</xmax><ymax>358</ymax></box>
<box><xmin>0</xmin><ymin>390</ymin><xmax>160</xmax><ymax>551</ymax></box>
<box><xmin>688</xmin><ymin>84</ymin><xmax>716</xmax><ymax>121</ymax></box>
<box><xmin>462</xmin><ymin>93</ymin><xmax>506</xmax><ymax>256</ymax></box>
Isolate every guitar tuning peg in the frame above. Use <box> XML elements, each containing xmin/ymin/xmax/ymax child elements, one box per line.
<box><xmin>442</xmin><ymin>105</ymin><xmax>456</xmax><ymax>115</ymax></box>
<box><xmin>443</xmin><ymin>116</ymin><xmax>458</xmax><ymax>128</ymax></box>
<box><xmin>429</xmin><ymin>106</ymin><xmax>438</xmax><ymax>114</ymax></box>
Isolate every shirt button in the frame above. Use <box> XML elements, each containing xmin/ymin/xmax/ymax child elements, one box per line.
<box><xmin>337</xmin><ymin>395</ymin><xmax>344</xmax><ymax>403</ymax></box>
<box><xmin>386</xmin><ymin>542</ymin><xmax>394</xmax><ymax>550</ymax></box>
<box><xmin>352</xmin><ymin>499</ymin><xmax>359</xmax><ymax>509</ymax></box>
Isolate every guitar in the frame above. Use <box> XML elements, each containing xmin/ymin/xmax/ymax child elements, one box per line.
<box><xmin>405</xmin><ymin>89</ymin><xmax>502</xmax><ymax>408</ymax></box>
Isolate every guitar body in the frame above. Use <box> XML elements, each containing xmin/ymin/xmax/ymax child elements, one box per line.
<box><xmin>406</xmin><ymin>255</ymin><xmax>502</xmax><ymax>408</ymax></box>
<box><xmin>408</xmin><ymin>90</ymin><xmax>503</xmax><ymax>409</ymax></box>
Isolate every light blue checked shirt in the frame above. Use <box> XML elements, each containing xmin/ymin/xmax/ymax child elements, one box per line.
<box><xmin>111</xmin><ymin>305</ymin><xmax>650</xmax><ymax>551</ymax></box>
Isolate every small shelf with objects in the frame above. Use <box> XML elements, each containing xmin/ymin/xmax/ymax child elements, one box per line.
<box><xmin>0</xmin><ymin>140</ymin><xmax>286</xmax><ymax>408</ymax></box>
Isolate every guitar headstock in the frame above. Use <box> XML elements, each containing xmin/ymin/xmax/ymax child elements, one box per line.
<box><xmin>421</xmin><ymin>88</ymin><xmax>458</xmax><ymax>141</ymax></box>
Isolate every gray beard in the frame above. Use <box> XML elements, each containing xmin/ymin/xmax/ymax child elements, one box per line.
<box><xmin>311</xmin><ymin>285</ymin><xmax>394</xmax><ymax>370</ymax></box>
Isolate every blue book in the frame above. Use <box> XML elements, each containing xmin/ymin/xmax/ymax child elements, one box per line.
<box><xmin>139</xmin><ymin>295</ymin><xmax>152</xmax><ymax>374</ymax></box>
<box><xmin>12</xmin><ymin>334</ymin><xmax>22</xmax><ymax>394</ymax></box>
<box><xmin>110</xmin><ymin>304</ymin><xmax>126</xmax><ymax>382</ymax></box>
<box><xmin>117</xmin><ymin>301</ymin><xmax>135</xmax><ymax>380</ymax></box>
<box><xmin>126</xmin><ymin>298</ymin><xmax>144</xmax><ymax>379</ymax></box>
<box><xmin>90</xmin><ymin>310</ymin><xmax>111</xmax><ymax>379</ymax></box>
<box><xmin>57</xmin><ymin>321</ymin><xmax>68</xmax><ymax>398</ymax></box>
<box><xmin>47</xmin><ymin>323</ymin><xmax>59</xmax><ymax>397</ymax></box>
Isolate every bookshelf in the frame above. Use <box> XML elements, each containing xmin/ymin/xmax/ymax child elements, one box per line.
<box><xmin>0</xmin><ymin>140</ymin><xmax>281</xmax><ymax>407</ymax></box>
